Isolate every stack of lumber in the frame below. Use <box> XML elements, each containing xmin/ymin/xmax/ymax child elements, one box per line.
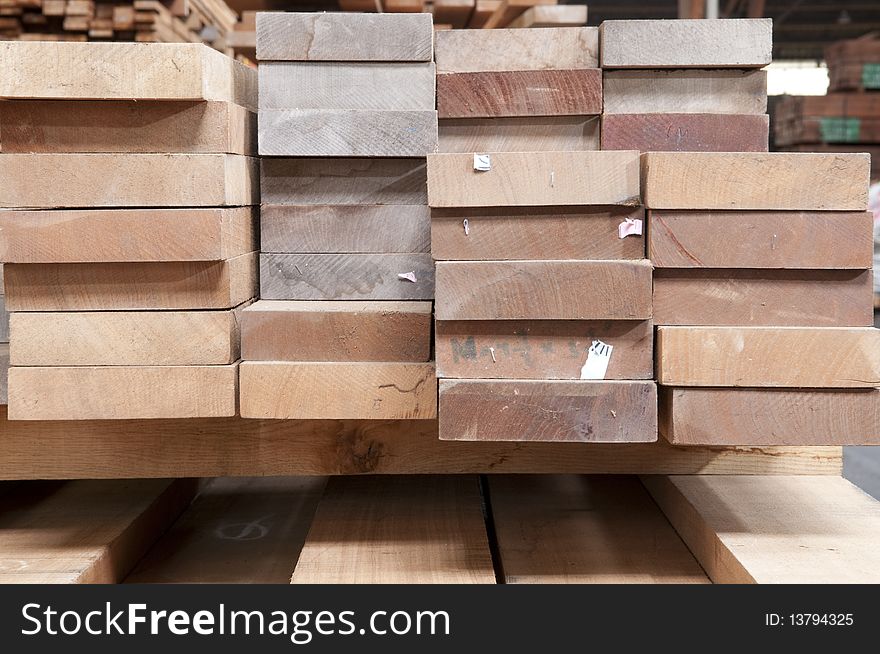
<box><xmin>240</xmin><ymin>12</ymin><xmax>437</xmax><ymax>419</ymax></box>
<box><xmin>825</xmin><ymin>33</ymin><xmax>880</xmax><ymax>92</ymax></box>
<box><xmin>0</xmin><ymin>42</ymin><xmax>259</xmax><ymax>421</ymax></box>
<box><xmin>600</xmin><ymin>19</ymin><xmax>771</xmax><ymax>152</ymax></box>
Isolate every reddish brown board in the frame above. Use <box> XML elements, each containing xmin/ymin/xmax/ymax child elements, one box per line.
<box><xmin>601</xmin><ymin>114</ymin><xmax>768</xmax><ymax>152</ymax></box>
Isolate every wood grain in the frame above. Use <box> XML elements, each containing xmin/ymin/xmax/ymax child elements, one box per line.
<box><xmin>427</xmin><ymin>151</ymin><xmax>640</xmax><ymax>207</ymax></box>
<box><xmin>653</xmin><ymin>269</ymin><xmax>873</xmax><ymax>327</ymax></box>
<box><xmin>239</xmin><ymin>362</ymin><xmax>437</xmax><ymax>420</ymax></box>
<box><xmin>600</xmin><ymin>18</ymin><xmax>772</xmax><ymax>68</ymax></box>
<box><xmin>261</xmin><ymin>158</ymin><xmax>427</xmax><ymax>205</ymax></box>
<box><xmin>490</xmin><ymin>476</ymin><xmax>709</xmax><ymax>583</ymax></box>
<box><xmin>603</xmin><ymin>70</ymin><xmax>767</xmax><ymax>115</ymax></box>
<box><xmin>255</xmin><ymin>12</ymin><xmax>433</xmax><ymax>62</ymax></box>
<box><xmin>644</xmin><ymin>475</ymin><xmax>880</xmax><ymax>583</ymax></box>
<box><xmin>0</xmin><ymin>344</ymin><xmax>7</xmax><ymax>406</ymax></box>
<box><xmin>439</xmin><ymin>379</ymin><xmax>657</xmax><ymax>442</ymax></box>
<box><xmin>8</xmin><ymin>365</ymin><xmax>239</xmax><ymax>421</ymax></box>
<box><xmin>0</xmin><ymin>297</ymin><xmax>7</xmax><ymax>344</ymax></box>
<box><xmin>0</xmin><ymin>154</ymin><xmax>258</xmax><ymax>209</ymax></box>
<box><xmin>241</xmin><ymin>300</ymin><xmax>432</xmax><ymax>362</ymax></box>
<box><xmin>648</xmin><ymin>210</ymin><xmax>873</xmax><ymax>269</ymax></box>
<box><xmin>439</xmin><ymin>116</ymin><xmax>599</xmax><ymax>152</ymax></box>
<box><xmin>438</xmin><ymin>69</ymin><xmax>602</xmax><ymax>118</ymax></box>
<box><xmin>260</xmin><ymin>254</ymin><xmax>434</xmax><ymax>301</ymax></box>
<box><xmin>261</xmin><ymin>205</ymin><xmax>429</xmax><ymax>254</ymax></box>
<box><xmin>601</xmin><ymin>113</ymin><xmax>769</xmax><ymax>152</ymax></box>
<box><xmin>0</xmin><ymin>207</ymin><xmax>257</xmax><ymax>263</ymax></box>
<box><xmin>657</xmin><ymin>326</ymin><xmax>880</xmax><ymax>388</ymax></box>
<box><xmin>660</xmin><ymin>387</ymin><xmax>880</xmax><ymax>446</ymax></box>
<box><xmin>431</xmin><ymin>206</ymin><xmax>644</xmax><ymax>260</ymax></box>
<box><xmin>641</xmin><ymin>152</ymin><xmax>870</xmax><ymax>210</ymax></box>
<box><xmin>291</xmin><ymin>476</ymin><xmax>494</xmax><ymax>584</ymax></box>
<box><xmin>508</xmin><ymin>5</ymin><xmax>588</xmax><ymax>28</ymax></box>
<box><xmin>4</xmin><ymin>252</ymin><xmax>258</xmax><ymax>311</ymax></box>
<box><xmin>436</xmin><ymin>320</ymin><xmax>653</xmax><ymax>379</ymax></box>
<box><xmin>435</xmin><ymin>260</ymin><xmax>653</xmax><ymax>321</ymax></box>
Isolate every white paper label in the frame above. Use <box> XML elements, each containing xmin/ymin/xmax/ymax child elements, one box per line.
<box><xmin>474</xmin><ymin>154</ymin><xmax>491</xmax><ymax>171</ymax></box>
<box><xmin>618</xmin><ymin>218</ymin><xmax>643</xmax><ymax>239</ymax></box>
<box><xmin>398</xmin><ymin>271</ymin><xmax>417</xmax><ymax>283</ymax></box>
<box><xmin>580</xmin><ymin>340</ymin><xmax>613</xmax><ymax>380</ymax></box>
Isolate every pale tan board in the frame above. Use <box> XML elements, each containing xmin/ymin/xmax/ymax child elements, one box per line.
<box><xmin>261</xmin><ymin>205</ymin><xmax>429</xmax><ymax>254</ymax></box>
<box><xmin>0</xmin><ymin>101</ymin><xmax>256</xmax><ymax>154</ymax></box>
<box><xmin>125</xmin><ymin>477</ymin><xmax>327</xmax><ymax>584</ymax></box>
<box><xmin>600</xmin><ymin>19</ymin><xmax>772</xmax><ymax>68</ymax></box>
<box><xmin>0</xmin><ymin>344</ymin><xmax>7</xmax><ymax>406</ymax></box>
<box><xmin>435</xmin><ymin>260</ymin><xmax>653</xmax><ymax>321</ymax></box>
<box><xmin>648</xmin><ymin>210</ymin><xmax>873</xmax><ymax>269</ymax></box>
<box><xmin>240</xmin><ymin>362</ymin><xmax>437</xmax><ymax>420</ymax></box>
<box><xmin>439</xmin><ymin>117</ymin><xmax>599</xmax><ymax>153</ymax></box>
<box><xmin>241</xmin><ymin>300</ymin><xmax>432</xmax><ymax>362</ymax></box>
<box><xmin>0</xmin><ymin>405</ymin><xmax>842</xmax><ymax>478</ymax></box>
<box><xmin>0</xmin><ymin>154</ymin><xmax>258</xmax><ymax>209</ymax></box>
<box><xmin>508</xmin><ymin>5</ymin><xmax>588</xmax><ymax>29</ymax></box>
<box><xmin>439</xmin><ymin>379</ymin><xmax>658</xmax><ymax>442</ymax></box>
<box><xmin>660</xmin><ymin>387</ymin><xmax>880</xmax><ymax>446</ymax></box>
<box><xmin>258</xmin><ymin>62</ymin><xmax>436</xmax><ymax>111</ymax></box>
<box><xmin>603</xmin><ymin>70</ymin><xmax>767</xmax><ymax>115</ymax></box>
<box><xmin>258</xmin><ymin>110</ymin><xmax>438</xmax><ymax>157</ymax></box>
<box><xmin>434</xmin><ymin>27</ymin><xmax>598</xmax><ymax>72</ymax></box>
<box><xmin>653</xmin><ymin>269</ymin><xmax>873</xmax><ymax>327</ymax></box>
<box><xmin>261</xmin><ymin>158</ymin><xmax>427</xmax><ymax>206</ymax></box>
<box><xmin>489</xmin><ymin>476</ymin><xmax>709</xmax><ymax>583</ymax></box>
<box><xmin>255</xmin><ymin>12</ymin><xmax>433</xmax><ymax>61</ymax></box>
<box><xmin>657</xmin><ymin>326</ymin><xmax>880</xmax><ymax>388</ymax></box>
<box><xmin>433</xmin><ymin>0</ymin><xmax>475</xmax><ymax>29</ymax></box>
<box><xmin>10</xmin><ymin>308</ymin><xmax>243</xmax><ymax>366</ymax></box>
<box><xmin>643</xmin><ymin>475</ymin><xmax>880</xmax><ymax>583</ymax></box>
<box><xmin>291</xmin><ymin>476</ymin><xmax>495</xmax><ymax>584</ymax></box>
<box><xmin>0</xmin><ymin>207</ymin><xmax>257</xmax><ymax>263</ymax></box>
<box><xmin>427</xmin><ymin>151</ymin><xmax>640</xmax><ymax>207</ymax></box>
<box><xmin>431</xmin><ymin>206</ymin><xmax>644</xmax><ymax>260</ymax></box>
<box><xmin>0</xmin><ymin>42</ymin><xmax>257</xmax><ymax>109</ymax></box>
<box><xmin>436</xmin><ymin>320</ymin><xmax>653</xmax><ymax>380</ymax></box>
<box><xmin>8</xmin><ymin>365</ymin><xmax>239</xmax><ymax>421</ymax></box>
<box><xmin>0</xmin><ymin>479</ymin><xmax>196</xmax><ymax>584</ymax></box>
<box><xmin>641</xmin><ymin>152</ymin><xmax>870</xmax><ymax>211</ymax></box>
<box><xmin>4</xmin><ymin>252</ymin><xmax>258</xmax><ymax>311</ymax></box>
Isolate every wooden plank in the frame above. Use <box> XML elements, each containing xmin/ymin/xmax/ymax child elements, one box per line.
<box><xmin>0</xmin><ymin>101</ymin><xmax>255</xmax><ymax>154</ymax></box>
<box><xmin>436</xmin><ymin>319</ymin><xmax>653</xmax><ymax>379</ymax></box>
<box><xmin>8</xmin><ymin>365</ymin><xmax>239</xmax><ymax>421</ymax></box>
<box><xmin>258</xmin><ymin>110</ymin><xmax>438</xmax><ymax>157</ymax></box>
<box><xmin>10</xmin><ymin>309</ymin><xmax>242</xmax><ymax>366</ymax></box>
<box><xmin>261</xmin><ymin>205</ymin><xmax>429</xmax><ymax>254</ymax></box>
<box><xmin>600</xmin><ymin>18</ymin><xmax>772</xmax><ymax>68</ymax></box>
<box><xmin>435</xmin><ymin>260</ymin><xmax>653</xmax><ymax>321</ymax></box>
<box><xmin>291</xmin><ymin>476</ymin><xmax>494</xmax><ymax>584</ymax></box>
<box><xmin>255</xmin><ymin>12</ymin><xmax>433</xmax><ymax>62</ymax></box>
<box><xmin>439</xmin><ymin>116</ymin><xmax>599</xmax><ymax>152</ymax></box>
<box><xmin>601</xmin><ymin>113</ymin><xmax>768</xmax><ymax>152</ymax></box>
<box><xmin>482</xmin><ymin>0</ymin><xmax>555</xmax><ymax>30</ymax></box>
<box><xmin>653</xmin><ymin>269</ymin><xmax>873</xmax><ymax>327</ymax></box>
<box><xmin>0</xmin><ymin>296</ymin><xmax>7</xmax><ymax>344</ymax></box>
<box><xmin>4</xmin><ymin>253</ymin><xmax>257</xmax><ymax>311</ymax></box>
<box><xmin>508</xmin><ymin>5</ymin><xmax>587</xmax><ymax>28</ymax></box>
<box><xmin>660</xmin><ymin>387</ymin><xmax>880</xmax><ymax>446</ymax></box>
<box><xmin>434</xmin><ymin>26</ymin><xmax>597</xmax><ymax>72</ymax></box>
<box><xmin>642</xmin><ymin>152</ymin><xmax>870</xmax><ymax>211</ymax></box>
<box><xmin>427</xmin><ymin>151</ymin><xmax>640</xmax><ymax>207</ymax></box>
<box><xmin>437</xmin><ymin>69</ymin><xmax>602</xmax><ymax>118</ymax></box>
<box><xmin>0</xmin><ymin>154</ymin><xmax>258</xmax><ymax>209</ymax></box>
<box><xmin>643</xmin><ymin>475</ymin><xmax>880</xmax><ymax>583</ymax></box>
<box><xmin>260</xmin><ymin>254</ymin><xmax>434</xmax><ymax>301</ymax></box>
<box><xmin>240</xmin><ymin>362</ymin><xmax>437</xmax><ymax>420</ymax></box>
<box><xmin>433</xmin><ymin>0</ymin><xmax>475</xmax><ymax>29</ymax></box>
<box><xmin>439</xmin><ymin>379</ymin><xmax>657</xmax><ymax>442</ymax></box>
<box><xmin>431</xmin><ymin>206</ymin><xmax>644</xmax><ymax>260</ymax></box>
<box><xmin>125</xmin><ymin>477</ymin><xmax>326</xmax><ymax>584</ymax></box>
<box><xmin>0</xmin><ymin>42</ymin><xmax>257</xmax><ymax>109</ymax></box>
<box><xmin>0</xmin><ymin>479</ymin><xmax>196</xmax><ymax>584</ymax></box>
<box><xmin>261</xmin><ymin>158</ymin><xmax>426</xmax><ymax>206</ymax></box>
<box><xmin>490</xmin><ymin>476</ymin><xmax>708</xmax><ymax>583</ymax></box>
<box><xmin>241</xmin><ymin>300</ymin><xmax>432</xmax><ymax>362</ymax></box>
<box><xmin>648</xmin><ymin>210</ymin><xmax>873</xmax><ymax>269</ymax></box>
<box><xmin>0</xmin><ymin>207</ymin><xmax>257</xmax><ymax>263</ymax></box>
<box><xmin>603</xmin><ymin>70</ymin><xmax>767</xmax><ymax>115</ymax></box>
<box><xmin>0</xmin><ymin>344</ymin><xmax>7</xmax><ymax>406</ymax></box>
<box><xmin>468</xmin><ymin>0</ymin><xmax>501</xmax><ymax>27</ymax></box>
<box><xmin>258</xmin><ymin>62</ymin><xmax>435</xmax><ymax>111</ymax></box>
<box><xmin>657</xmin><ymin>326</ymin><xmax>880</xmax><ymax>388</ymax></box>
